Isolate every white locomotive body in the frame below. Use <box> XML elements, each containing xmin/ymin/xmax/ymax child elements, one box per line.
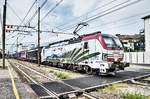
<box><xmin>41</xmin><ymin>31</ymin><xmax>129</xmax><ymax>75</ymax></box>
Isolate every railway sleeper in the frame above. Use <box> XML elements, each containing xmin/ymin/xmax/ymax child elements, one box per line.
<box><xmin>59</xmin><ymin>91</ymin><xmax>83</xmax><ymax>99</ymax></box>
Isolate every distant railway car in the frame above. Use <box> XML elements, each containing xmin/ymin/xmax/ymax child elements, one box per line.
<box><xmin>26</xmin><ymin>47</ymin><xmax>42</xmax><ymax>63</ymax></box>
<box><xmin>17</xmin><ymin>51</ymin><xmax>27</xmax><ymax>61</ymax></box>
<box><xmin>41</xmin><ymin>31</ymin><xmax>129</xmax><ymax>75</ymax></box>
<box><xmin>12</xmin><ymin>52</ymin><xmax>21</xmax><ymax>58</ymax></box>
<box><xmin>26</xmin><ymin>49</ymin><xmax>38</xmax><ymax>63</ymax></box>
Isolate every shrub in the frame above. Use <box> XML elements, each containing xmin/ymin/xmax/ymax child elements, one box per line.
<box><xmin>123</xmin><ymin>92</ymin><xmax>149</xmax><ymax>99</ymax></box>
<box><xmin>54</xmin><ymin>72</ymin><xmax>70</xmax><ymax>79</ymax></box>
<box><xmin>49</xmin><ymin>69</ymin><xmax>54</xmax><ymax>73</ymax></box>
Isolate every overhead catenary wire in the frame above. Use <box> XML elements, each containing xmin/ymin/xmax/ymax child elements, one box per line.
<box><xmin>7</xmin><ymin>3</ymin><xmax>22</xmax><ymax>22</ymax></box>
<box><xmin>7</xmin><ymin>0</ymin><xmax>145</xmax><ymax>53</ymax></box>
<box><xmin>7</xmin><ymin>0</ymin><xmax>48</xmax><ymax>46</ymax></box>
<box><xmin>84</xmin><ymin>0</ymin><xmax>144</xmax><ymax>23</ymax></box>
<box><xmin>13</xmin><ymin>0</ymin><xmax>48</xmax><ymax>42</ymax></box>
<box><xmin>18</xmin><ymin>0</ymin><xmax>63</xmax><ymax>44</ymax></box>
<box><xmin>89</xmin><ymin>10</ymin><xmax>150</xmax><ymax>29</ymax></box>
<box><xmin>34</xmin><ymin>0</ymin><xmax>63</xmax><ymax>27</ymax></box>
<box><xmin>56</xmin><ymin>0</ymin><xmax>118</xmax><ymax>29</ymax></box>
<box><xmin>6</xmin><ymin>0</ymin><xmax>39</xmax><ymax>39</ymax></box>
<box><xmin>58</xmin><ymin>0</ymin><xmax>144</xmax><ymax>32</ymax></box>
<box><xmin>16</xmin><ymin>0</ymin><xmax>49</xmax><ymax>44</ymax></box>
<box><xmin>19</xmin><ymin>0</ymin><xmax>37</xmax><ymax>25</ymax></box>
<box><xmin>57</xmin><ymin>0</ymin><xmax>132</xmax><ymax>31</ymax></box>
<box><xmin>25</xmin><ymin>0</ymin><xmax>48</xmax><ymax>26</ymax></box>
<box><xmin>101</xmin><ymin>20</ymin><xmax>141</xmax><ymax>32</ymax></box>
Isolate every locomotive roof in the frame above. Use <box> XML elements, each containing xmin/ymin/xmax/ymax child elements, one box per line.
<box><xmin>46</xmin><ymin>31</ymin><xmax>101</xmax><ymax>48</ymax></box>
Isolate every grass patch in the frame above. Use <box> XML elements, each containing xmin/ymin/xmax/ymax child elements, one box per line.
<box><xmin>54</xmin><ymin>72</ymin><xmax>70</xmax><ymax>79</ymax></box>
<box><xmin>102</xmin><ymin>83</ymin><xmax>128</xmax><ymax>93</ymax></box>
<box><xmin>100</xmin><ymin>83</ymin><xmax>150</xmax><ymax>99</ymax></box>
<box><xmin>123</xmin><ymin>92</ymin><xmax>149</xmax><ymax>99</ymax></box>
<box><xmin>49</xmin><ymin>69</ymin><xmax>54</xmax><ymax>73</ymax></box>
<box><xmin>49</xmin><ymin>69</ymin><xmax>71</xmax><ymax>79</ymax></box>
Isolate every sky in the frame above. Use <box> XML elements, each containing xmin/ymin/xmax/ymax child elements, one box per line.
<box><xmin>0</xmin><ymin>0</ymin><xmax>150</xmax><ymax>53</ymax></box>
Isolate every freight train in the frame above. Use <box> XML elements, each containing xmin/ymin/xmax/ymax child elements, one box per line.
<box><xmin>12</xmin><ymin>31</ymin><xmax>129</xmax><ymax>75</ymax></box>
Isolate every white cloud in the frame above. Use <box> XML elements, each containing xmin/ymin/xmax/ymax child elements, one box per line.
<box><xmin>72</xmin><ymin>0</ymin><xmax>97</xmax><ymax>17</ymax></box>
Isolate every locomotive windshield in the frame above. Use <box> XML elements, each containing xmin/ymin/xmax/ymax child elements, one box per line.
<box><xmin>102</xmin><ymin>35</ymin><xmax>123</xmax><ymax>49</ymax></box>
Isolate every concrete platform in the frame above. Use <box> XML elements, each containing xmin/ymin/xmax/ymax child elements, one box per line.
<box><xmin>0</xmin><ymin>59</ymin><xmax>33</xmax><ymax>99</ymax></box>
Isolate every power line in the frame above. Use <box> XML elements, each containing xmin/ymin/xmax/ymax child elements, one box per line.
<box><xmin>6</xmin><ymin>0</ymin><xmax>38</xmax><ymax>39</ymax></box>
<box><xmin>81</xmin><ymin>19</ymin><xmax>141</xmax><ymax>34</ymax></box>
<box><xmin>56</xmin><ymin>0</ymin><xmax>118</xmax><ymax>29</ymax></box>
<box><xmin>18</xmin><ymin>0</ymin><xmax>63</xmax><ymax>44</ymax></box>
<box><xmin>7</xmin><ymin>3</ymin><xmax>22</xmax><ymax>22</ymax></box>
<box><xmin>58</xmin><ymin>0</ymin><xmax>144</xmax><ymax>32</ymax></box>
<box><xmin>58</xmin><ymin>0</ymin><xmax>132</xmax><ymax>31</ymax></box>
<box><xmin>84</xmin><ymin>0</ymin><xmax>144</xmax><ymax>23</ymax></box>
<box><xmin>20</xmin><ymin>0</ymin><xmax>37</xmax><ymax>25</ymax></box>
<box><xmin>101</xmin><ymin>20</ymin><xmax>141</xmax><ymax>32</ymax></box>
<box><xmin>25</xmin><ymin>0</ymin><xmax>48</xmax><ymax>26</ymax></box>
<box><xmin>89</xmin><ymin>10</ymin><xmax>150</xmax><ymax>29</ymax></box>
<box><xmin>7</xmin><ymin>0</ymin><xmax>47</xmax><ymax>45</ymax></box>
<box><xmin>15</xmin><ymin>0</ymin><xmax>48</xmax><ymax>43</ymax></box>
<box><xmin>35</xmin><ymin>0</ymin><xmax>63</xmax><ymax>27</ymax></box>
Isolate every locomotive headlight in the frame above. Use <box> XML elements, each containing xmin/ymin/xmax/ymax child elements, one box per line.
<box><xmin>102</xmin><ymin>53</ymin><xmax>108</xmax><ymax>61</ymax></box>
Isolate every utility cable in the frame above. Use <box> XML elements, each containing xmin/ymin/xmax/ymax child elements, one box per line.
<box><xmin>58</xmin><ymin>0</ymin><xmax>132</xmax><ymax>31</ymax></box>
<box><xmin>58</xmin><ymin>0</ymin><xmax>144</xmax><ymax>32</ymax></box>
<box><xmin>56</xmin><ymin>0</ymin><xmax>118</xmax><ymax>29</ymax></box>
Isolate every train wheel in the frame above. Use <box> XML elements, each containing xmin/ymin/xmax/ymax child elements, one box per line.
<box><xmin>84</xmin><ymin>66</ymin><xmax>93</xmax><ymax>75</ymax></box>
<box><xmin>72</xmin><ymin>65</ymin><xmax>77</xmax><ymax>72</ymax></box>
<box><xmin>67</xmin><ymin>64</ymin><xmax>71</xmax><ymax>70</ymax></box>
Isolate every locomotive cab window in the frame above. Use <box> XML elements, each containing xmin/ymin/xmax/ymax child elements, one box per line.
<box><xmin>84</xmin><ymin>42</ymin><xmax>88</xmax><ymax>49</ymax></box>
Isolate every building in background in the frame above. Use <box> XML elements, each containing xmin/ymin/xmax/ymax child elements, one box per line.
<box><xmin>142</xmin><ymin>14</ymin><xmax>150</xmax><ymax>52</ymax></box>
<box><xmin>116</xmin><ymin>34</ymin><xmax>145</xmax><ymax>52</ymax></box>
<box><xmin>18</xmin><ymin>43</ymin><xmax>36</xmax><ymax>52</ymax></box>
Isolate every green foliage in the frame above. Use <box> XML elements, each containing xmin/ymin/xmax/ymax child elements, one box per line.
<box><xmin>124</xmin><ymin>48</ymin><xmax>128</xmax><ymax>52</ymax></box>
<box><xmin>99</xmin><ymin>83</ymin><xmax>149</xmax><ymax>99</ymax></box>
<box><xmin>49</xmin><ymin>69</ymin><xmax>54</xmax><ymax>73</ymax></box>
<box><xmin>123</xmin><ymin>92</ymin><xmax>149</xmax><ymax>99</ymax></box>
<box><xmin>54</xmin><ymin>72</ymin><xmax>70</xmax><ymax>79</ymax></box>
<box><xmin>102</xmin><ymin>83</ymin><xmax>128</xmax><ymax>93</ymax></box>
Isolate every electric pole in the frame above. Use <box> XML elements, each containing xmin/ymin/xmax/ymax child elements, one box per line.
<box><xmin>2</xmin><ymin>0</ymin><xmax>7</xmax><ymax>69</ymax></box>
<box><xmin>16</xmin><ymin>37</ymin><xmax>18</xmax><ymax>57</ymax></box>
<box><xmin>38</xmin><ymin>7</ymin><xmax>40</xmax><ymax>66</ymax></box>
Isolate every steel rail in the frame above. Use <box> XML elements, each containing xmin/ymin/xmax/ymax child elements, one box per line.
<box><xmin>13</xmin><ymin>59</ymin><xmax>100</xmax><ymax>99</ymax></box>
<box><xmin>7</xmin><ymin>59</ymin><xmax>59</xmax><ymax>99</ymax></box>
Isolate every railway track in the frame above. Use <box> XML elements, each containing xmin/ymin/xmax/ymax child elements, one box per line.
<box><xmin>8</xmin><ymin>59</ymin><xmax>100</xmax><ymax>99</ymax></box>
<box><xmin>18</xmin><ymin>59</ymin><xmax>89</xmax><ymax>76</ymax></box>
<box><xmin>8</xmin><ymin>59</ymin><xmax>150</xmax><ymax>98</ymax></box>
<box><xmin>8</xmin><ymin>59</ymin><xmax>59</xmax><ymax>99</ymax></box>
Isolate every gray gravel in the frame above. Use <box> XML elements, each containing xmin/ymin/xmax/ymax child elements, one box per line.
<box><xmin>0</xmin><ymin>59</ymin><xmax>33</xmax><ymax>99</ymax></box>
<box><xmin>0</xmin><ymin>78</ymin><xmax>16</xmax><ymax>99</ymax></box>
